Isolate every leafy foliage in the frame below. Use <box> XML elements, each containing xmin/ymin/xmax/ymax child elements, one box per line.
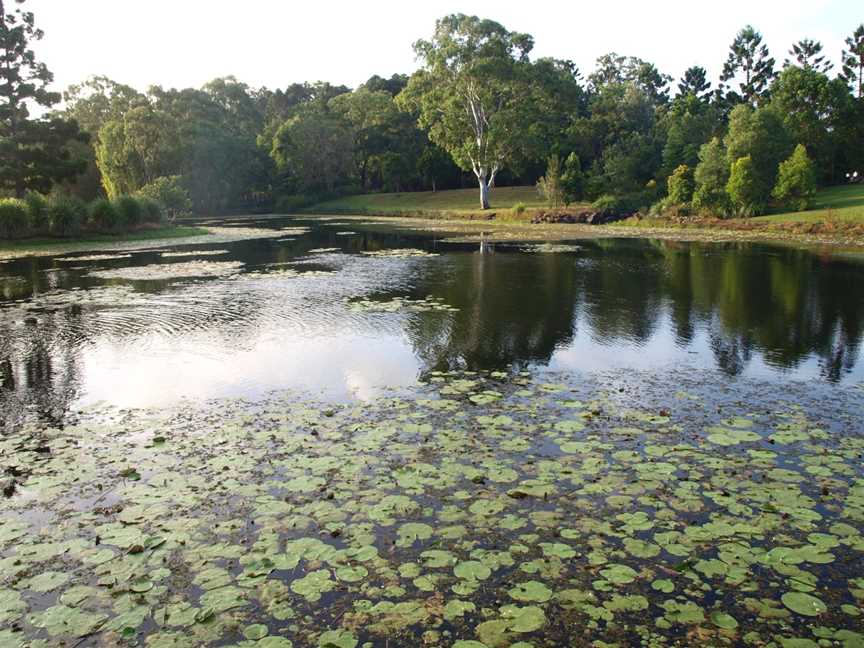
<box><xmin>773</xmin><ymin>144</ymin><xmax>817</xmax><ymax>211</ymax></box>
<box><xmin>727</xmin><ymin>155</ymin><xmax>764</xmax><ymax>216</ymax></box>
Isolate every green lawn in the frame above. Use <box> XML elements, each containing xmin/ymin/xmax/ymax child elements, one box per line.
<box><xmin>752</xmin><ymin>184</ymin><xmax>864</xmax><ymax>224</ymax></box>
<box><xmin>310</xmin><ymin>186</ymin><xmax>546</xmax><ymax>214</ymax></box>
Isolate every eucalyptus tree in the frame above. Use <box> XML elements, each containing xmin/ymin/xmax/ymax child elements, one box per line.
<box><xmin>398</xmin><ymin>14</ymin><xmax>539</xmax><ymax>209</ymax></box>
<box><xmin>0</xmin><ymin>0</ymin><xmax>86</xmax><ymax>196</ymax></box>
<box><xmin>720</xmin><ymin>25</ymin><xmax>776</xmax><ymax>105</ymax></box>
<box><xmin>841</xmin><ymin>24</ymin><xmax>864</xmax><ymax>98</ymax></box>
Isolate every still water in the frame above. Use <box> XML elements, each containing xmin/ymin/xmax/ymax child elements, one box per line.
<box><xmin>1</xmin><ymin>216</ymin><xmax>863</xmax><ymax>423</ymax></box>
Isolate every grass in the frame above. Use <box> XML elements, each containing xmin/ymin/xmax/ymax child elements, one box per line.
<box><xmin>0</xmin><ymin>226</ymin><xmax>208</xmax><ymax>254</ymax></box>
<box><xmin>752</xmin><ymin>184</ymin><xmax>864</xmax><ymax>224</ymax></box>
<box><xmin>309</xmin><ymin>186</ymin><xmax>547</xmax><ymax>215</ymax></box>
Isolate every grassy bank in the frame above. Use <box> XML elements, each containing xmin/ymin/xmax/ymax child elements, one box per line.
<box><xmin>306</xmin><ymin>184</ymin><xmax>864</xmax><ymax>246</ymax></box>
<box><xmin>309</xmin><ymin>186</ymin><xmax>549</xmax><ymax>216</ymax></box>
<box><xmin>0</xmin><ymin>226</ymin><xmax>208</xmax><ymax>256</ymax></box>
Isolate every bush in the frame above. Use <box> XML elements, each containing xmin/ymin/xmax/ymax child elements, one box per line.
<box><xmin>561</xmin><ymin>153</ymin><xmax>584</xmax><ymax>205</ymax></box>
<box><xmin>667</xmin><ymin>165</ymin><xmax>695</xmax><ymax>205</ymax></box>
<box><xmin>773</xmin><ymin>144</ymin><xmax>817</xmax><ymax>211</ymax></box>
<box><xmin>138</xmin><ymin>197</ymin><xmax>164</xmax><ymax>224</ymax></box>
<box><xmin>693</xmin><ymin>138</ymin><xmax>731</xmax><ymax>215</ymax></box>
<box><xmin>87</xmin><ymin>198</ymin><xmax>120</xmax><ymax>232</ymax></box>
<box><xmin>0</xmin><ymin>199</ymin><xmax>30</xmax><ymax>239</ymax></box>
<box><xmin>512</xmin><ymin>202</ymin><xmax>527</xmax><ymax>216</ymax></box>
<box><xmin>137</xmin><ymin>176</ymin><xmax>192</xmax><ymax>217</ymax></box>
<box><xmin>591</xmin><ymin>193</ymin><xmax>644</xmax><ymax>215</ymax></box>
<box><xmin>48</xmin><ymin>195</ymin><xmax>86</xmax><ymax>237</ymax></box>
<box><xmin>537</xmin><ymin>156</ymin><xmax>564</xmax><ymax>208</ymax></box>
<box><xmin>114</xmin><ymin>196</ymin><xmax>143</xmax><ymax>229</ymax></box>
<box><xmin>23</xmin><ymin>192</ymin><xmax>49</xmax><ymax>234</ymax></box>
<box><xmin>727</xmin><ymin>156</ymin><xmax>766</xmax><ymax>217</ymax></box>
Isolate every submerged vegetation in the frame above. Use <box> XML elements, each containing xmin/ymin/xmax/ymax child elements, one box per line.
<box><xmin>1</xmin><ymin>370</ymin><xmax>862</xmax><ymax>646</ymax></box>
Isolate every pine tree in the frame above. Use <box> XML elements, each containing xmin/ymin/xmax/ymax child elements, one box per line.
<box><xmin>841</xmin><ymin>24</ymin><xmax>864</xmax><ymax>98</ymax></box>
<box><xmin>785</xmin><ymin>38</ymin><xmax>832</xmax><ymax>74</ymax></box>
<box><xmin>720</xmin><ymin>26</ymin><xmax>776</xmax><ymax>106</ymax></box>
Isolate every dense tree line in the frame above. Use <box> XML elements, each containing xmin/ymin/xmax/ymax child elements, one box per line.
<box><xmin>3</xmin><ymin>3</ymin><xmax>864</xmax><ymax>218</ymax></box>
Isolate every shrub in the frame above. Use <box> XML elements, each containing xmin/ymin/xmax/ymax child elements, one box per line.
<box><xmin>537</xmin><ymin>156</ymin><xmax>564</xmax><ymax>208</ymax></box>
<box><xmin>48</xmin><ymin>195</ymin><xmax>86</xmax><ymax>237</ymax></box>
<box><xmin>727</xmin><ymin>156</ymin><xmax>767</xmax><ymax>217</ymax></box>
<box><xmin>667</xmin><ymin>165</ymin><xmax>695</xmax><ymax>205</ymax></box>
<box><xmin>114</xmin><ymin>196</ymin><xmax>143</xmax><ymax>229</ymax></box>
<box><xmin>23</xmin><ymin>192</ymin><xmax>49</xmax><ymax>234</ymax></box>
<box><xmin>512</xmin><ymin>202</ymin><xmax>527</xmax><ymax>216</ymax></box>
<box><xmin>0</xmin><ymin>199</ymin><xmax>30</xmax><ymax>239</ymax></box>
<box><xmin>88</xmin><ymin>198</ymin><xmax>120</xmax><ymax>232</ymax></box>
<box><xmin>591</xmin><ymin>193</ymin><xmax>644</xmax><ymax>215</ymax></box>
<box><xmin>137</xmin><ymin>176</ymin><xmax>192</xmax><ymax>217</ymax></box>
<box><xmin>693</xmin><ymin>138</ymin><xmax>731</xmax><ymax>215</ymax></box>
<box><xmin>138</xmin><ymin>197</ymin><xmax>164</xmax><ymax>224</ymax></box>
<box><xmin>561</xmin><ymin>153</ymin><xmax>584</xmax><ymax>205</ymax></box>
<box><xmin>773</xmin><ymin>144</ymin><xmax>817</xmax><ymax>211</ymax></box>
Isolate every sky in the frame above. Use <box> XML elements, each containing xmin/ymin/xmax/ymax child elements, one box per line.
<box><xmin>25</xmin><ymin>0</ymin><xmax>862</xmax><ymax>99</ymax></box>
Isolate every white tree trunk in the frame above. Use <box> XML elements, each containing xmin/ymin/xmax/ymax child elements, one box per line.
<box><xmin>478</xmin><ymin>176</ymin><xmax>490</xmax><ymax>210</ymax></box>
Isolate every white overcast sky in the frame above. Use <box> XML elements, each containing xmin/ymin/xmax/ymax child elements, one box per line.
<box><xmin>26</xmin><ymin>0</ymin><xmax>862</xmax><ymax>97</ymax></box>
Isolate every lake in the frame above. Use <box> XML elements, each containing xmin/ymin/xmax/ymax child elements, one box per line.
<box><xmin>1</xmin><ymin>217</ymin><xmax>862</xmax><ymax>647</ymax></box>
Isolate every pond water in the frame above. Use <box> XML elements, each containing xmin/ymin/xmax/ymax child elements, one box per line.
<box><xmin>1</xmin><ymin>216</ymin><xmax>863</xmax><ymax>423</ymax></box>
<box><xmin>1</xmin><ymin>217</ymin><xmax>863</xmax><ymax>648</ymax></box>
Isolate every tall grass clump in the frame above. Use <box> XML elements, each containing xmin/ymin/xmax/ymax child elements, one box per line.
<box><xmin>87</xmin><ymin>198</ymin><xmax>120</xmax><ymax>232</ymax></box>
<box><xmin>47</xmin><ymin>195</ymin><xmax>86</xmax><ymax>237</ymax></box>
<box><xmin>138</xmin><ymin>197</ymin><xmax>164</xmax><ymax>224</ymax></box>
<box><xmin>114</xmin><ymin>196</ymin><xmax>143</xmax><ymax>229</ymax></box>
<box><xmin>0</xmin><ymin>198</ymin><xmax>30</xmax><ymax>239</ymax></box>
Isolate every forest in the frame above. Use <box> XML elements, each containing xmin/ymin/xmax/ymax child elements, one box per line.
<box><xmin>2</xmin><ymin>3</ymin><xmax>864</xmax><ymax>226</ymax></box>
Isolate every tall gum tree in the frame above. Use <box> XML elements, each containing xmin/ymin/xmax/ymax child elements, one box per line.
<box><xmin>398</xmin><ymin>14</ymin><xmax>537</xmax><ymax>209</ymax></box>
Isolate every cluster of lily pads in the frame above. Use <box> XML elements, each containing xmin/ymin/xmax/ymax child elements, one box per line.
<box><xmin>361</xmin><ymin>249</ymin><xmax>438</xmax><ymax>258</ymax></box>
<box><xmin>347</xmin><ymin>296</ymin><xmax>459</xmax><ymax>314</ymax></box>
<box><xmin>88</xmin><ymin>261</ymin><xmax>245</xmax><ymax>281</ymax></box>
<box><xmin>520</xmin><ymin>244</ymin><xmax>582</xmax><ymax>254</ymax></box>
<box><xmin>160</xmin><ymin>250</ymin><xmax>231</xmax><ymax>259</ymax></box>
<box><xmin>0</xmin><ymin>370</ymin><xmax>862</xmax><ymax>648</ymax></box>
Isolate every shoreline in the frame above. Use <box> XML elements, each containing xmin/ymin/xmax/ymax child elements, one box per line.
<box><xmin>298</xmin><ymin>211</ymin><xmax>864</xmax><ymax>251</ymax></box>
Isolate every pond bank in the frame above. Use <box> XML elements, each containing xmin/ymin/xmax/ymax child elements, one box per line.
<box><xmin>298</xmin><ymin>212</ymin><xmax>864</xmax><ymax>251</ymax></box>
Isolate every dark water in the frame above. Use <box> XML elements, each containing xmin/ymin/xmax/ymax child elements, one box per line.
<box><xmin>1</xmin><ymin>216</ymin><xmax>863</xmax><ymax>424</ymax></box>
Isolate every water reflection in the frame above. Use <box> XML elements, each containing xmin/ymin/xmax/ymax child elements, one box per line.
<box><xmin>1</xmin><ymin>220</ymin><xmax>862</xmax><ymax>427</ymax></box>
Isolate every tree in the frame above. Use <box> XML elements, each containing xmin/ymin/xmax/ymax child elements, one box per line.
<box><xmin>95</xmin><ymin>103</ymin><xmax>180</xmax><ymax>198</ymax></box>
<box><xmin>785</xmin><ymin>39</ymin><xmax>832</xmax><ymax>73</ymax></box>
<box><xmin>727</xmin><ymin>155</ymin><xmax>764</xmax><ymax>216</ymax></box>
<box><xmin>769</xmin><ymin>66</ymin><xmax>850</xmax><ymax>183</ymax></box>
<box><xmin>841</xmin><ymin>24</ymin><xmax>864</xmax><ymax>98</ymax></box>
<box><xmin>773</xmin><ymin>144</ymin><xmax>816</xmax><ymax>210</ymax></box>
<box><xmin>692</xmin><ymin>137</ymin><xmax>730</xmax><ymax>213</ymax></box>
<box><xmin>398</xmin><ymin>14</ymin><xmax>539</xmax><ymax>209</ymax></box>
<box><xmin>725</xmin><ymin>104</ymin><xmax>792</xmax><ymax>203</ymax></box>
<box><xmin>269</xmin><ymin>104</ymin><xmax>355</xmax><ymax>196</ymax></box>
<box><xmin>136</xmin><ymin>175</ymin><xmax>192</xmax><ymax>218</ymax></box>
<box><xmin>560</xmin><ymin>152</ymin><xmax>584</xmax><ymax>204</ymax></box>
<box><xmin>536</xmin><ymin>156</ymin><xmax>563</xmax><ymax>207</ymax></box>
<box><xmin>417</xmin><ymin>144</ymin><xmax>456</xmax><ymax>192</ymax></box>
<box><xmin>720</xmin><ymin>26</ymin><xmax>776</xmax><ymax>105</ymax></box>
<box><xmin>0</xmin><ymin>0</ymin><xmax>87</xmax><ymax>196</ymax></box>
<box><xmin>677</xmin><ymin>66</ymin><xmax>711</xmax><ymax>100</ymax></box>
<box><xmin>667</xmin><ymin>164</ymin><xmax>694</xmax><ymax>205</ymax></box>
